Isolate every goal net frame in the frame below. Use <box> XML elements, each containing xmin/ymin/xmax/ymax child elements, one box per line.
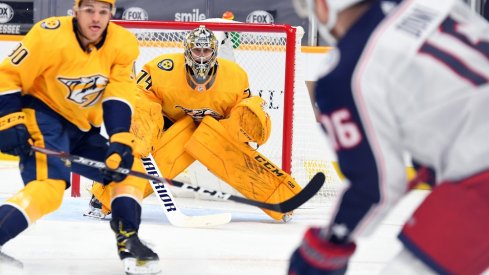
<box><xmin>71</xmin><ymin>20</ymin><xmax>341</xmax><ymax>202</ymax></box>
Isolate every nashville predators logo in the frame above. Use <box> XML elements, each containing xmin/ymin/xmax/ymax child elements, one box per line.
<box><xmin>157</xmin><ymin>59</ymin><xmax>174</xmax><ymax>71</ymax></box>
<box><xmin>175</xmin><ymin>106</ymin><xmax>223</xmax><ymax>122</ymax></box>
<box><xmin>41</xmin><ymin>19</ymin><xmax>61</xmax><ymax>30</ymax></box>
<box><xmin>58</xmin><ymin>75</ymin><xmax>108</xmax><ymax>107</ymax></box>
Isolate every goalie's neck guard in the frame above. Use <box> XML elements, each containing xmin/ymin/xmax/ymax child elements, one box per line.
<box><xmin>185</xmin><ymin>63</ymin><xmax>218</xmax><ymax>92</ymax></box>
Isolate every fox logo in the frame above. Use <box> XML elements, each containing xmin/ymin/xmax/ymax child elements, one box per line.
<box><xmin>58</xmin><ymin>75</ymin><xmax>108</xmax><ymax>107</ymax></box>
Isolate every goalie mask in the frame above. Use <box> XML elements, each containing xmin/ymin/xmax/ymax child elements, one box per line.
<box><xmin>184</xmin><ymin>26</ymin><xmax>219</xmax><ymax>85</ymax></box>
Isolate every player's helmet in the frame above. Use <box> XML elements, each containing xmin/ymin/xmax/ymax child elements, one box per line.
<box><xmin>75</xmin><ymin>0</ymin><xmax>116</xmax><ymax>7</ymax></box>
<box><xmin>74</xmin><ymin>0</ymin><xmax>116</xmax><ymax>15</ymax></box>
<box><xmin>184</xmin><ymin>26</ymin><xmax>219</xmax><ymax>84</ymax></box>
<box><xmin>292</xmin><ymin>0</ymin><xmax>364</xmax><ymax>44</ymax></box>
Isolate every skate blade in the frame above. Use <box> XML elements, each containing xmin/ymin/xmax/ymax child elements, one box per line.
<box><xmin>282</xmin><ymin>211</ymin><xmax>294</xmax><ymax>223</ymax></box>
<box><xmin>0</xmin><ymin>251</ymin><xmax>24</xmax><ymax>269</ymax></box>
<box><xmin>83</xmin><ymin>210</ymin><xmax>111</xmax><ymax>220</ymax></box>
<box><xmin>123</xmin><ymin>258</ymin><xmax>161</xmax><ymax>275</ymax></box>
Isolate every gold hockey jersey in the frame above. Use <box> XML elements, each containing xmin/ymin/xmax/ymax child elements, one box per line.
<box><xmin>136</xmin><ymin>53</ymin><xmax>250</xmax><ymax>123</ymax></box>
<box><xmin>0</xmin><ymin>16</ymin><xmax>139</xmax><ymax>131</ymax></box>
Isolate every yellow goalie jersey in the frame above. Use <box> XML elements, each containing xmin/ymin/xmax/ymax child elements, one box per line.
<box><xmin>137</xmin><ymin>53</ymin><xmax>250</xmax><ymax>123</ymax></box>
<box><xmin>132</xmin><ymin>53</ymin><xmax>300</xmax><ymax>221</ymax></box>
<box><xmin>0</xmin><ymin>16</ymin><xmax>139</xmax><ymax>131</ymax></box>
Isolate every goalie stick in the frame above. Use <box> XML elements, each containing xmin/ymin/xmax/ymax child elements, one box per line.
<box><xmin>31</xmin><ymin>146</ymin><xmax>325</xmax><ymax>213</ymax></box>
<box><xmin>142</xmin><ymin>153</ymin><xmax>232</xmax><ymax>227</ymax></box>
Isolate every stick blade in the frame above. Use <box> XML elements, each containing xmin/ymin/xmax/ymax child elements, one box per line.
<box><xmin>167</xmin><ymin>212</ymin><xmax>232</xmax><ymax>228</ymax></box>
<box><xmin>277</xmin><ymin>172</ymin><xmax>326</xmax><ymax>213</ymax></box>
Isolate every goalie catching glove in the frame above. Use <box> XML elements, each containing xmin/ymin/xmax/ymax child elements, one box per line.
<box><xmin>221</xmin><ymin>96</ymin><xmax>271</xmax><ymax>145</ymax></box>
<box><xmin>288</xmin><ymin>227</ymin><xmax>356</xmax><ymax>275</ymax></box>
<box><xmin>103</xmin><ymin>132</ymin><xmax>136</xmax><ymax>183</ymax></box>
<box><xmin>0</xmin><ymin>112</ymin><xmax>31</xmax><ymax>157</ymax></box>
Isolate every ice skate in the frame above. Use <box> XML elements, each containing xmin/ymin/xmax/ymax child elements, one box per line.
<box><xmin>83</xmin><ymin>195</ymin><xmax>111</xmax><ymax>220</ymax></box>
<box><xmin>282</xmin><ymin>211</ymin><xmax>294</xmax><ymax>223</ymax></box>
<box><xmin>111</xmin><ymin>220</ymin><xmax>161</xmax><ymax>275</ymax></box>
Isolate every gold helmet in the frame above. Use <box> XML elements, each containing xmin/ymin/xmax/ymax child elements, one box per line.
<box><xmin>74</xmin><ymin>0</ymin><xmax>116</xmax><ymax>6</ymax></box>
<box><xmin>184</xmin><ymin>26</ymin><xmax>219</xmax><ymax>84</ymax></box>
<box><xmin>74</xmin><ymin>0</ymin><xmax>116</xmax><ymax>15</ymax></box>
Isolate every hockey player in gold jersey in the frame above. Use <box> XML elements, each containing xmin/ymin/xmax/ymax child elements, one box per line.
<box><xmin>88</xmin><ymin>26</ymin><xmax>302</xmax><ymax>222</ymax></box>
<box><xmin>0</xmin><ymin>0</ymin><xmax>160</xmax><ymax>274</ymax></box>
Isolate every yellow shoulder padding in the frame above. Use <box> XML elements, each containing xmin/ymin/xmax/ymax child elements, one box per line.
<box><xmin>0</xmin><ymin>112</ymin><xmax>26</xmax><ymax>130</ymax></box>
<box><xmin>152</xmin><ymin>116</ymin><xmax>196</xmax><ymax>179</ymax></box>
<box><xmin>7</xmin><ymin>179</ymin><xmax>66</xmax><ymax>224</ymax></box>
<box><xmin>185</xmin><ymin>116</ymin><xmax>301</xmax><ymax>221</ymax></box>
<box><xmin>220</xmin><ymin>96</ymin><xmax>271</xmax><ymax>145</ymax></box>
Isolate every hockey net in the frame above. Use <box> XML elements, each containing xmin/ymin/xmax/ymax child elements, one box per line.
<box><xmin>72</xmin><ymin>21</ymin><xmax>343</xmax><ymax>203</ymax></box>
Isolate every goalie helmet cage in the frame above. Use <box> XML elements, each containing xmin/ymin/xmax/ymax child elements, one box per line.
<box><xmin>70</xmin><ymin>20</ymin><xmax>342</xmax><ymax>203</ymax></box>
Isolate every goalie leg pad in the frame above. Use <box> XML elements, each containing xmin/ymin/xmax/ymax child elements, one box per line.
<box><xmin>7</xmin><ymin>179</ymin><xmax>66</xmax><ymax>223</ymax></box>
<box><xmin>185</xmin><ymin>116</ymin><xmax>301</xmax><ymax>221</ymax></box>
<box><xmin>90</xmin><ymin>182</ymin><xmax>112</xmax><ymax>215</ymax></box>
<box><xmin>399</xmin><ymin>170</ymin><xmax>489</xmax><ymax>275</ymax></box>
<box><xmin>220</xmin><ymin>96</ymin><xmax>271</xmax><ymax>145</ymax></box>
<box><xmin>90</xmin><ymin>182</ymin><xmax>154</xmax><ymax>215</ymax></box>
<box><xmin>92</xmin><ymin>114</ymin><xmax>196</xmax><ymax>213</ymax></box>
<box><xmin>152</xmin><ymin>116</ymin><xmax>196</xmax><ymax>179</ymax></box>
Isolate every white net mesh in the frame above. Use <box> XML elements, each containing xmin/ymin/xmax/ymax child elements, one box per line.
<box><xmin>118</xmin><ymin>21</ymin><xmax>343</xmax><ymax>203</ymax></box>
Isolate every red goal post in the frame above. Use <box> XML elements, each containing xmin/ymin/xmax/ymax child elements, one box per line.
<box><xmin>117</xmin><ymin>20</ymin><xmax>297</xmax><ymax>173</ymax></box>
<box><xmin>71</xmin><ymin>20</ymin><xmax>342</xmax><ymax>202</ymax></box>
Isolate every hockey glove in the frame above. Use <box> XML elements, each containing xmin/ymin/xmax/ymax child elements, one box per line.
<box><xmin>0</xmin><ymin>112</ymin><xmax>31</xmax><ymax>157</ymax></box>
<box><xmin>288</xmin><ymin>227</ymin><xmax>356</xmax><ymax>275</ymax></box>
<box><xmin>103</xmin><ymin>132</ymin><xmax>136</xmax><ymax>183</ymax></box>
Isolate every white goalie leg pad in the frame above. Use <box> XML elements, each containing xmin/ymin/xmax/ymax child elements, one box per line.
<box><xmin>122</xmin><ymin>257</ymin><xmax>161</xmax><ymax>275</ymax></box>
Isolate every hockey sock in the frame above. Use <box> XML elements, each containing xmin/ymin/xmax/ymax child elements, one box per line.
<box><xmin>0</xmin><ymin>205</ymin><xmax>28</xmax><ymax>246</ymax></box>
<box><xmin>111</xmin><ymin>197</ymin><xmax>142</xmax><ymax>232</ymax></box>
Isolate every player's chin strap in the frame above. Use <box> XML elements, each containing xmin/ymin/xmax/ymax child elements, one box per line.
<box><xmin>31</xmin><ymin>145</ymin><xmax>325</xmax><ymax>213</ymax></box>
<box><xmin>73</xmin><ymin>18</ymin><xmax>107</xmax><ymax>52</ymax></box>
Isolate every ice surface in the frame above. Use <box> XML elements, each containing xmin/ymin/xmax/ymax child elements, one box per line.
<box><xmin>0</xmin><ymin>161</ymin><xmax>428</xmax><ymax>275</ymax></box>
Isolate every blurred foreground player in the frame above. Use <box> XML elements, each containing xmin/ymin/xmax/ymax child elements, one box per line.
<box><xmin>0</xmin><ymin>0</ymin><xmax>160</xmax><ymax>273</ymax></box>
<box><xmin>289</xmin><ymin>0</ymin><xmax>489</xmax><ymax>274</ymax></box>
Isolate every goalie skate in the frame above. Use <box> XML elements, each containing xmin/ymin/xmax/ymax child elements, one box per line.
<box><xmin>83</xmin><ymin>195</ymin><xmax>111</xmax><ymax>220</ymax></box>
<box><xmin>282</xmin><ymin>212</ymin><xmax>294</xmax><ymax>223</ymax></box>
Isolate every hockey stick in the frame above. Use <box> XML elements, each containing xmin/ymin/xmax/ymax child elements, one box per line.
<box><xmin>142</xmin><ymin>154</ymin><xmax>232</xmax><ymax>227</ymax></box>
<box><xmin>31</xmin><ymin>146</ymin><xmax>325</xmax><ymax>213</ymax></box>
